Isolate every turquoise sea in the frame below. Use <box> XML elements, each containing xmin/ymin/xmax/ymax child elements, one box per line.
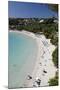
<box><xmin>8</xmin><ymin>31</ymin><xmax>38</xmax><ymax>88</ymax></box>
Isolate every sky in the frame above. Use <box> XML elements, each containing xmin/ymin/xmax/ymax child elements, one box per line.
<box><xmin>8</xmin><ymin>1</ymin><xmax>57</xmax><ymax>18</ymax></box>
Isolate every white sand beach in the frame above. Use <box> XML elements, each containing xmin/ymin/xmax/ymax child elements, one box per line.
<box><xmin>27</xmin><ymin>34</ymin><xmax>57</xmax><ymax>87</ymax></box>
<box><xmin>9</xmin><ymin>30</ymin><xmax>57</xmax><ymax>87</ymax></box>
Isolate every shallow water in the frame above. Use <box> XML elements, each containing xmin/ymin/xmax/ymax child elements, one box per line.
<box><xmin>8</xmin><ymin>31</ymin><xmax>38</xmax><ymax>88</ymax></box>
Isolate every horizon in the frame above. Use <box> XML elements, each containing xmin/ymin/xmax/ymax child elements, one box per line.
<box><xmin>8</xmin><ymin>1</ymin><xmax>58</xmax><ymax>18</ymax></box>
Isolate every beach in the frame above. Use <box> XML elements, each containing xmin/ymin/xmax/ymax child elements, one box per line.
<box><xmin>27</xmin><ymin>34</ymin><xmax>57</xmax><ymax>87</ymax></box>
<box><xmin>9</xmin><ymin>30</ymin><xmax>57</xmax><ymax>87</ymax></box>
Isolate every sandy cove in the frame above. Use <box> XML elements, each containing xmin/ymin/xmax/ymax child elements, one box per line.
<box><xmin>9</xmin><ymin>30</ymin><xmax>57</xmax><ymax>87</ymax></box>
<box><xmin>20</xmin><ymin>30</ymin><xmax>57</xmax><ymax>87</ymax></box>
<box><xmin>28</xmin><ymin>35</ymin><xmax>57</xmax><ymax>87</ymax></box>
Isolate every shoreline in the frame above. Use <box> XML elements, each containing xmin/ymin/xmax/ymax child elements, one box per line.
<box><xmin>25</xmin><ymin>32</ymin><xmax>57</xmax><ymax>87</ymax></box>
<box><xmin>9</xmin><ymin>30</ymin><xmax>57</xmax><ymax>87</ymax></box>
<box><xmin>9</xmin><ymin>30</ymin><xmax>36</xmax><ymax>39</ymax></box>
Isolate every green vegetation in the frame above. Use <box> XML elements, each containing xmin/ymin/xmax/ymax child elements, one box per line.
<box><xmin>50</xmin><ymin>36</ymin><xmax>58</xmax><ymax>46</ymax></box>
<box><xmin>48</xmin><ymin>71</ymin><xmax>58</xmax><ymax>86</ymax></box>
<box><xmin>48</xmin><ymin>4</ymin><xmax>58</xmax><ymax>13</ymax></box>
<box><xmin>52</xmin><ymin>47</ymin><xmax>58</xmax><ymax>68</ymax></box>
<box><xmin>48</xmin><ymin>4</ymin><xmax>58</xmax><ymax>86</ymax></box>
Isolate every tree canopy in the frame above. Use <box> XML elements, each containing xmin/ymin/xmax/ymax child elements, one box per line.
<box><xmin>48</xmin><ymin>4</ymin><xmax>58</xmax><ymax>13</ymax></box>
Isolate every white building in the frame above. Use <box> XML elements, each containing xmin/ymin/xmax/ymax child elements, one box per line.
<box><xmin>39</xmin><ymin>19</ymin><xmax>44</xmax><ymax>23</ymax></box>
